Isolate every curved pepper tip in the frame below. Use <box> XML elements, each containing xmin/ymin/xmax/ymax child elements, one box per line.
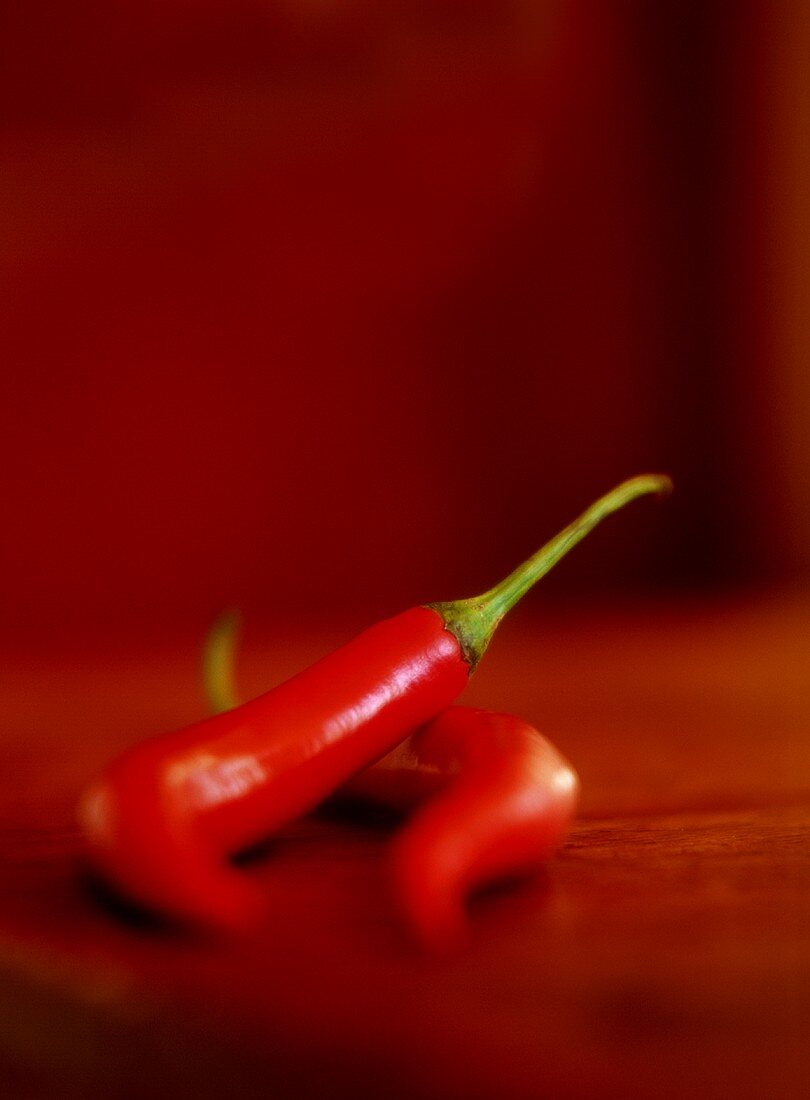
<box><xmin>77</xmin><ymin>774</ymin><xmax>268</xmax><ymax>936</ymax></box>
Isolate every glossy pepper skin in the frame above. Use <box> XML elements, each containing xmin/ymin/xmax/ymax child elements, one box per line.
<box><xmin>347</xmin><ymin>708</ymin><xmax>579</xmax><ymax>953</ymax></box>
<box><xmin>79</xmin><ymin>607</ymin><xmax>468</xmax><ymax>930</ymax></box>
<box><xmin>197</xmin><ymin>632</ymin><xmax>579</xmax><ymax>951</ymax></box>
<box><xmin>79</xmin><ymin>475</ymin><xmax>670</xmax><ymax>936</ymax></box>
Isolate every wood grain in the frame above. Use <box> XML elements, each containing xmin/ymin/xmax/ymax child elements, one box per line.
<box><xmin>0</xmin><ymin>596</ymin><xmax>808</xmax><ymax>1098</ymax></box>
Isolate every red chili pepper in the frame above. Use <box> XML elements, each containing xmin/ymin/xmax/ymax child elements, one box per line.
<box><xmin>347</xmin><ymin>708</ymin><xmax>579</xmax><ymax>953</ymax></box>
<box><xmin>378</xmin><ymin>712</ymin><xmax>576</xmax><ymax>954</ymax></box>
<box><xmin>78</xmin><ymin>475</ymin><xmax>670</xmax><ymax>932</ymax></box>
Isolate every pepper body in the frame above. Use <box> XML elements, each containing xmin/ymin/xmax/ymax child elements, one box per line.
<box><xmin>346</xmin><ymin>708</ymin><xmax>579</xmax><ymax>952</ymax></box>
<box><xmin>79</xmin><ymin>607</ymin><xmax>468</xmax><ymax>929</ymax></box>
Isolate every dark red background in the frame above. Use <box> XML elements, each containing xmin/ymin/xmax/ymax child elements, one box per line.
<box><xmin>2</xmin><ymin>1</ymin><xmax>807</xmax><ymax>639</ymax></box>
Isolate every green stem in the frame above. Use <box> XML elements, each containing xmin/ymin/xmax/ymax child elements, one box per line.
<box><xmin>202</xmin><ymin>609</ymin><xmax>242</xmax><ymax>714</ymax></box>
<box><xmin>428</xmin><ymin>473</ymin><xmax>673</xmax><ymax>669</ymax></box>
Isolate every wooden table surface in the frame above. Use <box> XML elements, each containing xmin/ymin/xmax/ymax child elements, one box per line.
<box><xmin>1</xmin><ymin>596</ymin><xmax>808</xmax><ymax>1099</ymax></box>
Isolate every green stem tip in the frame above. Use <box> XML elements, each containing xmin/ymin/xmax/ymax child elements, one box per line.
<box><xmin>203</xmin><ymin>609</ymin><xmax>242</xmax><ymax>715</ymax></box>
<box><xmin>428</xmin><ymin>473</ymin><xmax>673</xmax><ymax>669</ymax></box>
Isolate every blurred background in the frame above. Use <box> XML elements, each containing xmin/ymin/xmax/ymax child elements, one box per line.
<box><xmin>2</xmin><ymin>0</ymin><xmax>808</xmax><ymax>643</ymax></box>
